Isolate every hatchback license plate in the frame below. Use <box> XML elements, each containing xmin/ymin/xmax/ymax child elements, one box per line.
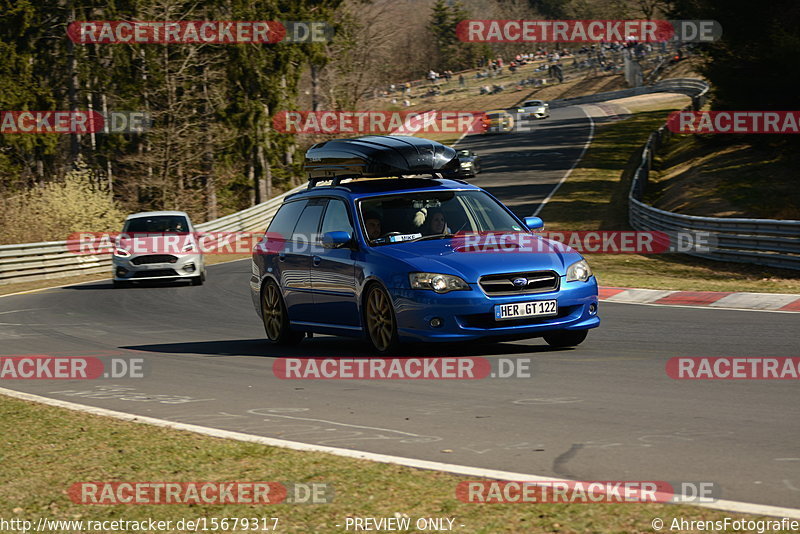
<box><xmin>495</xmin><ymin>300</ymin><xmax>557</xmax><ymax>320</ymax></box>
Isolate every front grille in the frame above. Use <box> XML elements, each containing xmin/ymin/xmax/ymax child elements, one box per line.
<box><xmin>132</xmin><ymin>269</ymin><xmax>178</xmax><ymax>278</ymax></box>
<box><xmin>479</xmin><ymin>270</ymin><xmax>559</xmax><ymax>295</ymax></box>
<box><xmin>132</xmin><ymin>254</ymin><xmax>178</xmax><ymax>265</ymax></box>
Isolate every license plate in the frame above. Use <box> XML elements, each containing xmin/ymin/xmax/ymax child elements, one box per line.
<box><xmin>495</xmin><ymin>300</ymin><xmax>558</xmax><ymax>320</ymax></box>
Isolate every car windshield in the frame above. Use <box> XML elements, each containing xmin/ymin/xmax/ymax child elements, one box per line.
<box><xmin>123</xmin><ymin>215</ymin><xmax>189</xmax><ymax>233</ymax></box>
<box><xmin>525</xmin><ymin>101</ymin><xmax>543</xmax><ymax>107</ymax></box>
<box><xmin>458</xmin><ymin>150</ymin><xmax>472</xmax><ymax>157</ymax></box>
<box><xmin>487</xmin><ymin>113</ymin><xmax>504</xmax><ymax>119</ymax></box>
<box><xmin>359</xmin><ymin>190</ymin><xmax>525</xmax><ymax>245</ymax></box>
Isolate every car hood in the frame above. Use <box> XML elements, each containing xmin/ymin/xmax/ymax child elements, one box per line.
<box><xmin>373</xmin><ymin>235</ymin><xmax>580</xmax><ymax>283</ymax></box>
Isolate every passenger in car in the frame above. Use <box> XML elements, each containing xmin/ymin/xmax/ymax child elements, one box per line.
<box><xmin>423</xmin><ymin>208</ymin><xmax>450</xmax><ymax>234</ymax></box>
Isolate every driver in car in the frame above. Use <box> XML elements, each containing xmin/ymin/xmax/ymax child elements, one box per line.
<box><xmin>364</xmin><ymin>210</ymin><xmax>382</xmax><ymax>240</ymax></box>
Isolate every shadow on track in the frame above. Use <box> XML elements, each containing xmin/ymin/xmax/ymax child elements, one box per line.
<box><xmin>122</xmin><ymin>336</ymin><xmax>572</xmax><ymax>359</ymax></box>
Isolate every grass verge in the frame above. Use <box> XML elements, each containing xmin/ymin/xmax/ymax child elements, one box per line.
<box><xmin>0</xmin><ymin>394</ymin><xmax>791</xmax><ymax>534</ymax></box>
<box><xmin>648</xmin><ymin>135</ymin><xmax>800</xmax><ymax>220</ymax></box>
<box><xmin>537</xmin><ymin>97</ymin><xmax>800</xmax><ymax>293</ymax></box>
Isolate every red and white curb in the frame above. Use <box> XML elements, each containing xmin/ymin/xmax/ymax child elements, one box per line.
<box><xmin>600</xmin><ymin>287</ymin><xmax>800</xmax><ymax>312</ymax></box>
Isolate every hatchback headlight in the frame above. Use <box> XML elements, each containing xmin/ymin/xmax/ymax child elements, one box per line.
<box><xmin>566</xmin><ymin>259</ymin><xmax>592</xmax><ymax>282</ymax></box>
<box><xmin>114</xmin><ymin>248</ymin><xmax>131</xmax><ymax>258</ymax></box>
<box><xmin>409</xmin><ymin>272</ymin><xmax>469</xmax><ymax>293</ymax></box>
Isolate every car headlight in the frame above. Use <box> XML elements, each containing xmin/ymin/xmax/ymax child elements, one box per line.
<box><xmin>409</xmin><ymin>272</ymin><xmax>469</xmax><ymax>293</ymax></box>
<box><xmin>460</xmin><ymin>162</ymin><xmax>471</xmax><ymax>168</ymax></box>
<box><xmin>566</xmin><ymin>259</ymin><xmax>592</xmax><ymax>282</ymax></box>
<box><xmin>114</xmin><ymin>248</ymin><xmax>131</xmax><ymax>258</ymax></box>
<box><xmin>182</xmin><ymin>242</ymin><xmax>196</xmax><ymax>252</ymax></box>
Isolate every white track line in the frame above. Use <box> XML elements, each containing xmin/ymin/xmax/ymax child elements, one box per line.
<box><xmin>532</xmin><ymin>105</ymin><xmax>594</xmax><ymax>217</ymax></box>
<box><xmin>1</xmin><ymin>387</ymin><xmax>798</xmax><ymax>520</ymax></box>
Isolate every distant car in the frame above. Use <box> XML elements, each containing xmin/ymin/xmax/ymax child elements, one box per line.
<box><xmin>482</xmin><ymin>110</ymin><xmax>515</xmax><ymax>133</ymax></box>
<box><xmin>517</xmin><ymin>99</ymin><xmax>550</xmax><ymax>119</ymax></box>
<box><xmin>112</xmin><ymin>211</ymin><xmax>206</xmax><ymax>288</ymax></box>
<box><xmin>445</xmin><ymin>149</ymin><xmax>481</xmax><ymax>178</ymax></box>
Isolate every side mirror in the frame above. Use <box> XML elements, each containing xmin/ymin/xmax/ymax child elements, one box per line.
<box><xmin>322</xmin><ymin>231</ymin><xmax>352</xmax><ymax>249</ymax></box>
<box><xmin>524</xmin><ymin>216</ymin><xmax>544</xmax><ymax>230</ymax></box>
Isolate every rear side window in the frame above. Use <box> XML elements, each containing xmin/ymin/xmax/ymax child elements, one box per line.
<box><xmin>267</xmin><ymin>200</ymin><xmax>307</xmax><ymax>239</ymax></box>
<box><xmin>291</xmin><ymin>200</ymin><xmax>325</xmax><ymax>242</ymax></box>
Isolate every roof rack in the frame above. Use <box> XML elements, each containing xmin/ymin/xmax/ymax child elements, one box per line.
<box><xmin>304</xmin><ymin>136</ymin><xmax>458</xmax><ymax>189</ymax></box>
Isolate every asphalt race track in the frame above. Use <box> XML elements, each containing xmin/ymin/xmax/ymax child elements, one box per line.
<box><xmin>2</xmin><ymin>105</ymin><xmax>798</xmax><ymax>510</ymax></box>
<box><xmin>459</xmin><ymin>106</ymin><xmax>595</xmax><ymax>217</ymax></box>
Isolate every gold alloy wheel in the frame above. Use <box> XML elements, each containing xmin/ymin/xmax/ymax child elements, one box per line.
<box><xmin>262</xmin><ymin>282</ymin><xmax>284</xmax><ymax>341</ymax></box>
<box><xmin>365</xmin><ymin>286</ymin><xmax>396</xmax><ymax>352</ymax></box>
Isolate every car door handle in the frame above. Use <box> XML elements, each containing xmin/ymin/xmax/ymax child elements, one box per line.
<box><xmin>278</xmin><ymin>253</ymin><xmax>286</xmax><ymax>262</ymax></box>
<box><xmin>312</xmin><ymin>256</ymin><xmax>321</xmax><ymax>266</ymax></box>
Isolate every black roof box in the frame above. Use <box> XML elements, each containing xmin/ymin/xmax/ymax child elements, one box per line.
<box><xmin>304</xmin><ymin>136</ymin><xmax>458</xmax><ymax>183</ymax></box>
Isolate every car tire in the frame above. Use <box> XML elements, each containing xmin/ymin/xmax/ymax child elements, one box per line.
<box><xmin>364</xmin><ymin>284</ymin><xmax>400</xmax><ymax>354</ymax></box>
<box><xmin>543</xmin><ymin>330</ymin><xmax>588</xmax><ymax>348</ymax></box>
<box><xmin>190</xmin><ymin>271</ymin><xmax>205</xmax><ymax>286</ymax></box>
<box><xmin>261</xmin><ymin>279</ymin><xmax>303</xmax><ymax>345</ymax></box>
<box><xmin>112</xmin><ymin>279</ymin><xmax>131</xmax><ymax>289</ymax></box>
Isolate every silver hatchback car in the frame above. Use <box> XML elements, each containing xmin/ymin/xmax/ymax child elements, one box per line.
<box><xmin>112</xmin><ymin>211</ymin><xmax>206</xmax><ymax>288</ymax></box>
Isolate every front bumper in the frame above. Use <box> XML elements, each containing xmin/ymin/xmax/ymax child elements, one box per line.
<box><xmin>390</xmin><ymin>276</ymin><xmax>599</xmax><ymax>342</ymax></box>
<box><xmin>113</xmin><ymin>253</ymin><xmax>203</xmax><ymax>281</ymax></box>
<box><xmin>450</xmin><ymin>166</ymin><xmax>476</xmax><ymax>177</ymax></box>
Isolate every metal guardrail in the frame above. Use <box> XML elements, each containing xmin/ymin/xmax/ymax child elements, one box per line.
<box><xmin>0</xmin><ymin>184</ymin><xmax>306</xmax><ymax>285</ymax></box>
<box><xmin>628</xmin><ymin>80</ymin><xmax>800</xmax><ymax>271</ymax></box>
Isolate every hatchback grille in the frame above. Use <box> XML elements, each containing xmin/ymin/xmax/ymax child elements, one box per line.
<box><xmin>131</xmin><ymin>254</ymin><xmax>178</xmax><ymax>265</ymax></box>
<box><xmin>479</xmin><ymin>270</ymin><xmax>559</xmax><ymax>295</ymax></box>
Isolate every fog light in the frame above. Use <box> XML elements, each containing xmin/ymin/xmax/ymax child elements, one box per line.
<box><xmin>116</xmin><ymin>267</ymin><xmax>128</xmax><ymax>277</ymax></box>
<box><xmin>589</xmin><ymin>303</ymin><xmax>597</xmax><ymax>315</ymax></box>
<box><xmin>183</xmin><ymin>263</ymin><xmax>196</xmax><ymax>273</ymax></box>
<box><xmin>429</xmin><ymin>317</ymin><xmax>443</xmax><ymax>328</ymax></box>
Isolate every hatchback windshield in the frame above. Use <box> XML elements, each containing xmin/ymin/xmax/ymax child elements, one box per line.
<box><xmin>123</xmin><ymin>215</ymin><xmax>189</xmax><ymax>233</ymax></box>
<box><xmin>359</xmin><ymin>190</ymin><xmax>525</xmax><ymax>245</ymax></box>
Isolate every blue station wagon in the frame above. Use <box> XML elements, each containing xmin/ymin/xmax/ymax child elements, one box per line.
<box><xmin>250</xmin><ymin>136</ymin><xmax>599</xmax><ymax>352</ymax></box>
